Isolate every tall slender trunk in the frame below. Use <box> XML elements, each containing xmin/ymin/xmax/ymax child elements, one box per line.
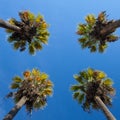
<box><xmin>100</xmin><ymin>19</ymin><xmax>120</xmax><ymax>35</ymax></box>
<box><xmin>0</xmin><ymin>19</ymin><xmax>21</xmax><ymax>32</ymax></box>
<box><xmin>94</xmin><ymin>96</ymin><xmax>116</xmax><ymax>120</ymax></box>
<box><xmin>3</xmin><ymin>96</ymin><xmax>27</xmax><ymax>120</ymax></box>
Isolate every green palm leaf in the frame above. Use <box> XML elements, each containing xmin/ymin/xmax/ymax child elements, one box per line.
<box><xmin>11</xmin><ymin>83</ymin><xmax>19</xmax><ymax>89</ymax></box>
<box><xmin>12</xmin><ymin>76</ymin><xmax>22</xmax><ymax>83</ymax></box>
<box><xmin>71</xmin><ymin>85</ymin><xmax>84</xmax><ymax>91</ymax></box>
<box><xmin>29</xmin><ymin>44</ymin><xmax>35</xmax><ymax>55</ymax></box>
<box><xmin>73</xmin><ymin>75</ymin><xmax>83</xmax><ymax>84</ymax></box>
<box><xmin>103</xmin><ymin>79</ymin><xmax>113</xmax><ymax>86</ymax></box>
<box><xmin>73</xmin><ymin>92</ymin><xmax>80</xmax><ymax>99</ymax></box>
<box><xmin>78</xmin><ymin>94</ymin><xmax>84</xmax><ymax>104</ymax></box>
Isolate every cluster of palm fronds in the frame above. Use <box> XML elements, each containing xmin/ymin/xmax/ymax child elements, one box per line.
<box><xmin>71</xmin><ymin>68</ymin><xmax>115</xmax><ymax>112</ymax></box>
<box><xmin>77</xmin><ymin>11</ymin><xmax>118</xmax><ymax>52</ymax></box>
<box><xmin>6</xmin><ymin>11</ymin><xmax>49</xmax><ymax>54</ymax></box>
<box><xmin>8</xmin><ymin>69</ymin><xmax>53</xmax><ymax>113</ymax></box>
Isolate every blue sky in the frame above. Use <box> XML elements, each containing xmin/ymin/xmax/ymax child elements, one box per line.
<box><xmin>0</xmin><ymin>0</ymin><xmax>120</xmax><ymax>120</ymax></box>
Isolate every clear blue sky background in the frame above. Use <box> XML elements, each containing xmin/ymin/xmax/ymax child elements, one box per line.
<box><xmin>0</xmin><ymin>0</ymin><xmax>120</xmax><ymax>120</ymax></box>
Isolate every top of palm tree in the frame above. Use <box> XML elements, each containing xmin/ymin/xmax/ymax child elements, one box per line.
<box><xmin>77</xmin><ymin>11</ymin><xmax>119</xmax><ymax>53</ymax></box>
<box><xmin>71</xmin><ymin>68</ymin><xmax>115</xmax><ymax>112</ymax></box>
<box><xmin>8</xmin><ymin>68</ymin><xmax>53</xmax><ymax>113</ymax></box>
<box><xmin>6</xmin><ymin>11</ymin><xmax>49</xmax><ymax>55</ymax></box>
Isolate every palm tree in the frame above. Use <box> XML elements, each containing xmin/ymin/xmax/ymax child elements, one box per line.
<box><xmin>3</xmin><ymin>68</ymin><xmax>53</xmax><ymax>120</ymax></box>
<box><xmin>71</xmin><ymin>68</ymin><xmax>116</xmax><ymax>120</ymax></box>
<box><xmin>77</xmin><ymin>11</ymin><xmax>120</xmax><ymax>53</ymax></box>
<box><xmin>0</xmin><ymin>11</ymin><xmax>49</xmax><ymax>55</ymax></box>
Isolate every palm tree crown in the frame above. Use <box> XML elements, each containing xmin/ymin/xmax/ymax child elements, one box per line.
<box><xmin>71</xmin><ymin>68</ymin><xmax>115</xmax><ymax>112</ymax></box>
<box><xmin>6</xmin><ymin>11</ymin><xmax>49</xmax><ymax>54</ymax></box>
<box><xmin>77</xmin><ymin>11</ymin><xmax>118</xmax><ymax>53</ymax></box>
<box><xmin>9</xmin><ymin>68</ymin><xmax>53</xmax><ymax>113</ymax></box>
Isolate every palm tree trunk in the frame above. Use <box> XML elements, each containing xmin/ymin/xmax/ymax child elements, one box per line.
<box><xmin>3</xmin><ymin>96</ymin><xmax>27</xmax><ymax>120</ymax></box>
<box><xmin>100</xmin><ymin>19</ymin><xmax>120</xmax><ymax>35</ymax></box>
<box><xmin>94</xmin><ymin>96</ymin><xmax>116</xmax><ymax>120</ymax></box>
<box><xmin>0</xmin><ymin>19</ymin><xmax>21</xmax><ymax>32</ymax></box>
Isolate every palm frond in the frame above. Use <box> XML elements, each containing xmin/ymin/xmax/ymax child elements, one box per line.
<box><xmin>71</xmin><ymin>85</ymin><xmax>84</xmax><ymax>92</ymax></box>
<box><xmin>29</xmin><ymin>44</ymin><xmax>35</xmax><ymax>55</ymax></box>
<box><xmin>103</xmin><ymin>79</ymin><xmax>113</xmax><ymax>86</ymax></box>
<box><xmin>73</xmin><ymin>75</ymin><xmax>84</xmax><ymax>84</ymax></box>
<box><xmin>12</xmin><ymin>76</ymin><xmax>22</xmax><ymax>83</ymax></box>
<box><xmin>11</xmin><ymin>83</ymin><xmax>20</xmax><ymax>89</ymax></box>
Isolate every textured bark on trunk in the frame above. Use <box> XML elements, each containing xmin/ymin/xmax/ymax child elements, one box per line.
<box><xmin>0</xmin><ymin>19</ymin><xmax>21</xmax><ymax>32</ymax></box>
<box><xmin>3</xmin><ymin>96</ymin><xmax>27</xmax><ymax>120</ymax></box>
<box><xmin>100</xmin><ymin>19</ymin><xmax>120</xmax><ymax>35</ymax></box>
<box><xmin>94</xmin><ymin>96</ymin><xmax>116</xmax><ymax>120</ymax></box>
